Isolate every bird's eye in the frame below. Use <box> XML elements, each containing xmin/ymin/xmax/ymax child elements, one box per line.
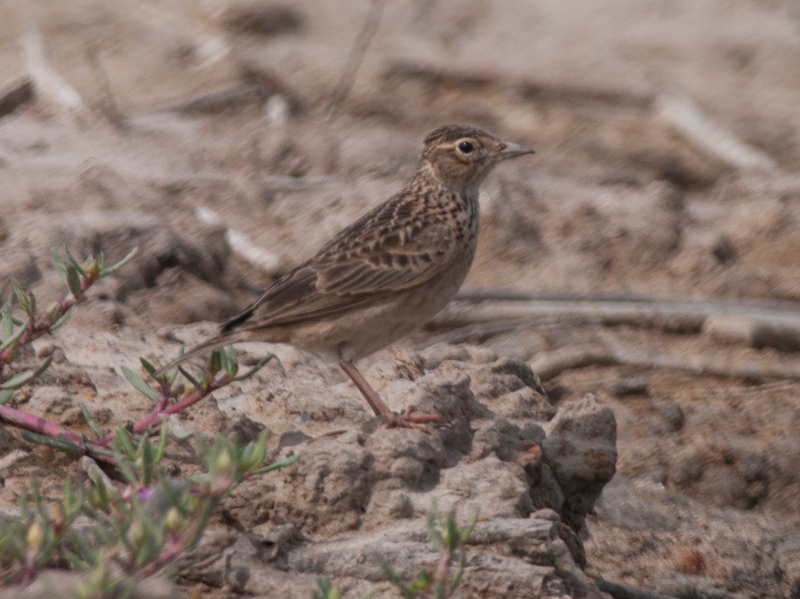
<box><xmin>457</xmin><ymin>141</ymin><xmax>475</xmax><ymax>154</ymax></box>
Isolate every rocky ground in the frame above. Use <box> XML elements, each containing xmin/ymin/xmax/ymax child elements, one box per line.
<box><xmin>1</xmin><ymin>1</ymin><xmax>800</xmax><ymax>598</ymax></box>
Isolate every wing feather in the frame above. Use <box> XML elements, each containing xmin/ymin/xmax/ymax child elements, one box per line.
<box><xmin>224</xmin><ymin>190</ymin><xmax>456</xmax><ymax>332</ymax></box>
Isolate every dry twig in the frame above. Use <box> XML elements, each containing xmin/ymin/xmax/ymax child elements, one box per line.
<box><xmin>195</xmin><ymin>206</ymin><xmax>282</xmax><ymax>276</ymax></box>
<box><xmin>599</xmin><ymin>330</ymin><xmax>800</xmax><ymax>383</ymax></box>
<box><xmin>531</xmin><ymin>330</ymin><xmax>800</xmax><ymax>383</ymax></box>
<box><xmin>87</xmin><ymin>45</ymin><xmax>126</xmax><ymax>131</ymax></box>
<box><xmin>655</xmin><ymin>95</ymin><xmax>776</xmax><ymax>171</ymax></box>
<box><xmin>531</xmin><ymin>346</ymin><xmax>617</xmax><ymax>382</ymax></box>
<box><xmin>440</xmin><ymin>295</ymin><xmax>800</xmax><ymax>340</ymax></box>
<box><xmin>326</xmin><ymin>0</ymin><xmax>388</xmax><ymax>116</ymax></box>
<box><xmin>597</xmin><ymin>579</ymin><xmax>675</xmax><ymax>599</ymax></box>
<box><xmin>23</xmin><ymin>25</ymin><xmax>89</xmax><ymax>119</ymax></box>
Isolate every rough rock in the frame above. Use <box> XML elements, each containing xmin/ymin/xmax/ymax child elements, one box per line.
<box><xmin>209</xmin><ymin>344</ymin><xmax>617</xmax><ymax>597</ymax></box>
<box><xmin>542</xmin><ymin>394</ymin><xmax>618</xmax><ymax>534</ymax></box>
<box><xmin>0</xmin><ymin>571</ymin><xmax>184</xmax><ymax>599</ymax></box>
<box><xmin>703</xmin><ymin>313</ymin><xmax>800</xmax><ymax>353</ymax></box>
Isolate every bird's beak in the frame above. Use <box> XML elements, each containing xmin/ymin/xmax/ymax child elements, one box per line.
<box><xmin>497</xmin><ymin>142</ymin><xmax>535</xmax><ymax>160</ymax></box>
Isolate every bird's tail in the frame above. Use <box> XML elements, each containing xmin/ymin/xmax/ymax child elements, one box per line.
<box><xmin>154</xmin><ymin>331</ymin><xmax>252</xmax><ymax>377</ymax></box>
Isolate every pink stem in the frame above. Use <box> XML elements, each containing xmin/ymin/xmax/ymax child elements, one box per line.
<box><xmin>0</xmin><ymin>404</ymin><xmax>86</xmax><ymax>448</ymax></box>
<box><xmin>135</xmin><ymin>535</ymin><xmax>184</xmax><ymax>579</ymax></box>
<box><xmin>434</xmin><ymin>550</ymin><xmax>453</xmax><ymax>596</ymax></box>
<box><xmin>0</xmin><ymin>404</ymin><xmax>120</xmax><ymax>465</ymax></box>
<box><xmin>136</xmin><ymin>509</ymin><xmax>211</xmax><ymax>579</ymax></box>
<box><xmin>94</xmin><ymin>375</ymin><xmax>230</xmax><ymax>447</ymax></box>
<box><xmin>156</xmin><ymin>385</ymin><xmax>169</xmax><ymax>412</ymax></box>
<box><xmin>0</xmin><ymin>274</ymin><xmax>94</xmax><ymax>365</ymax></box>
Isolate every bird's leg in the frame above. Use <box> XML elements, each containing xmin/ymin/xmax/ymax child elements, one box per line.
<box><xmin>338</xmin><ymin>359</ymin><xmax>392</xmax><ymax>419</ymax></box>
<box><xmin>338</xmin><ymin>359</ymin><xmax>442</xmax><ymax>431</ymax></box>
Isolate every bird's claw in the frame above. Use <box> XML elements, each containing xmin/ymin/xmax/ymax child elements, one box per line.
<box><xmin>384</xmin><ymin>406</ymin><xmax>444</xmax><ymax>433</ymax></box>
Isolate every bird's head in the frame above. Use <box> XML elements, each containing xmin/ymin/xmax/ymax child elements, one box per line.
<box><xmin>418</xmin><ymin>124</ymin><xmax>534</xmax><ymax>191</ymax></box>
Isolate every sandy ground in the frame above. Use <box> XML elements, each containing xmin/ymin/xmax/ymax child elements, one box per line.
<box><xmin>2</xmin><ymin>1</ymin><xmax>800</xmax><ymax>597</ymax></box>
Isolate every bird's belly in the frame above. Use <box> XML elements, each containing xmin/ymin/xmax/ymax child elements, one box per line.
<box><xmin>288</xmin><ymin>252</ymin><xmax>473</xmax><ymax>360</ymax></box>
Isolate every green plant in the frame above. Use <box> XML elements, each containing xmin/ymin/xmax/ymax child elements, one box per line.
<box><xmin>0</xmin><ymin>423</ymin><xmax>298</xmax><ymax>594</ymax></box>
<box><xmin>0</xmin><ymin>248</ymin><xmax>138</xmax><ymax>396</ymax></box>
<box><xmin>317</xmin><ymin>509</ymin><xmax>477</xmax><ymax>599</ymax></box>
<box><xmin>383</xmin><ymin>509</ymin><xmax>477</xmax><ymax>599</ymax></box>
<box><xmin>0</xmin><ymin>248</ymin><xmax>299</xmax><ymax>595</ymax></box>
<box><xmin>0</xmin><ymin>248</ymin><xmax>269</xmax><ymax>465</ymax></box>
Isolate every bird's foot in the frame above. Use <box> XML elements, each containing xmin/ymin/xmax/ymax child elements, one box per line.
<box><xmin>384</xmin><ymin>406</ymin><xmax>443</xmax><ymax>432</ymax></box>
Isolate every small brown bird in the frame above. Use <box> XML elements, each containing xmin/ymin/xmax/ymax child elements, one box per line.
<box><xmin>157</xmin><ymin>124</ymin><xmax>533</xmax><ymax>429</ymax></box>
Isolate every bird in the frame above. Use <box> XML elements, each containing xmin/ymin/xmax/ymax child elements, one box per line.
<box><xmin>156</xmin><ymin>124</ymin><xmax>534</xmax><ymax>429</ymax></box>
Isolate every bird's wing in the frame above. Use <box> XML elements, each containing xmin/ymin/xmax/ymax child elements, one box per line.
<box><xmin>223</xmin><ymin>193</ymin><xmax>457</xmax><ymax>332</ymax></box>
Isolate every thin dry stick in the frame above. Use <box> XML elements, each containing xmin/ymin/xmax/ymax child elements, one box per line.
<box><xmin>0</xmin><ymin>450</ymin><xmax>30</xmax><ymax>473</ymax></box>
<box><xmin>532</xmin><ymin>330</ymin><xmax>800</xmax><ymax>383</ymax></box>
<box><xmin>325</xmin><ymin>0</ymin><xmax>388</xmax><ymax>117</ymax></box>
<box><xmin>455</xmin><ymin>289</ymin><xmax>654</xmax><ymax>302</ymax></box>
<box><xmin>79</xmin><ymin>456</ymin><xmax>117</xmax><ymax>490</ymax></box>
<box><xmin>596</xmin><ymin>578</ymin><xmax>675</xmax><ymax>599</ymax></box>
<box><xmin>87</xmin><ymin>45</ymin><xmax>126</xmax><ymax>131</ymax></box>
<box><xmin>23</xmin><ymin>25</ymin><xmax>89</xmax><ymax>118</ymax></box>
<box><xmin>606</xmin><ymin>344</ymin><xmax>800</xmax><ymax>384</ymax></box>
<box><xmin>531</xmin><ymin>342</ymin><xmax>800</xmax><ymax>382</ymax></box>
<box><xmin>439</xmin><ymin>296</ymin><xmax>800</xmax><ymax>335</ymax></box>
<box><xmin>531</xmin><ymin>346</ymin><xmax>617</xmax><ymax>382</ymax></box>
<box><xmin>655</xmin><ymin>95</ymin><xmax>776</xmax><ymax>171</ymax></box>
<box><xmin>195</xmin><ymin>206</ymin><xmax>283</xmax><ymax>276</ymax></box>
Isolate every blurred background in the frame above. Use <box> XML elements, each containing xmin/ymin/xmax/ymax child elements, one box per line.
<box><xmin>1</xmin><ymin>0</ymin><xmax>800</xmax><ymax>596</ymax></box>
